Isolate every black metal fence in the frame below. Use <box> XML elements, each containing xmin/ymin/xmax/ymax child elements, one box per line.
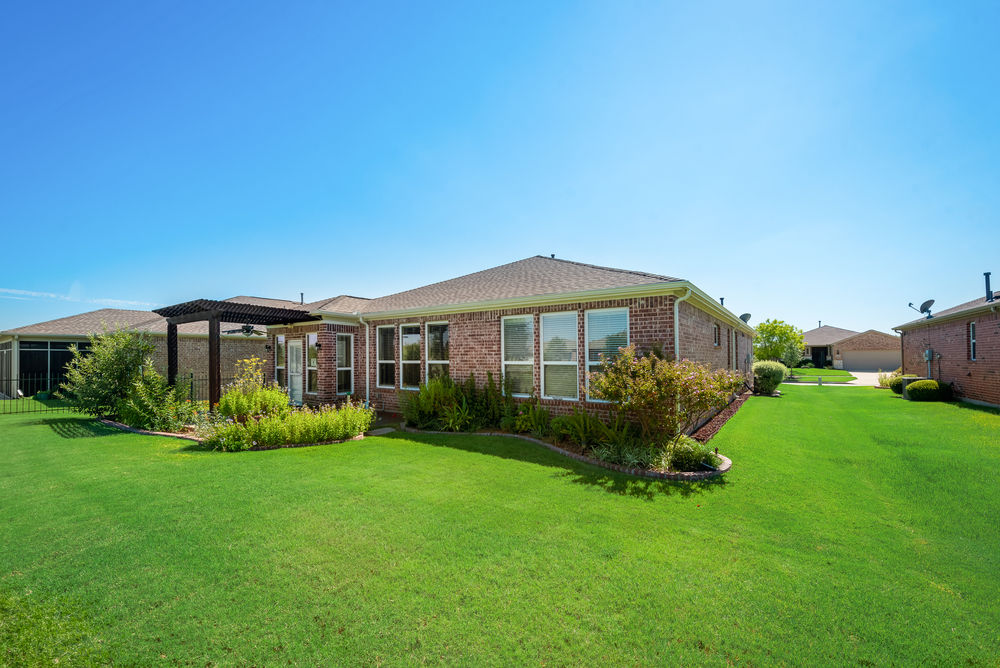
<box><xmin>0</xmin><ymin>373</ymin><xmax>72</xmax><ymax>414</ymax></box>
<box><xmin>0</xmin><ymin>373</ymin><xmax>242</xmax><ymax>415</ymax></box>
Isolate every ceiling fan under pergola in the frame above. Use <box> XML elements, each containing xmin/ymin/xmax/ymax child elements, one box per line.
<box><xmin>222</xmin><ymin>324</ymin><xmax>267</xmax><ymax>337</ymax></box>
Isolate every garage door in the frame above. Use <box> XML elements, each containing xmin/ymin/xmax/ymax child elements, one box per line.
<box><xmin>842</xmin><ymin>350</ymin><xmax>901</xmax><ymax>371</ymax></box>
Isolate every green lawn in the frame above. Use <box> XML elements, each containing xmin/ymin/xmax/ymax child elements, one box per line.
<box><xmin>1</xmin><ymin>388</ymin><xmax>998</xmax><ymax>666</ymax></box>
<box><xmin>786</xmin><ymin>368</ymin><xmax>856</xmax><ymax>382</ymax></box>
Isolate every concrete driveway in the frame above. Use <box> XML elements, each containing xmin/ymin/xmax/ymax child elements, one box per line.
<box><xmin>785</xmin><ymin>371</ymin><xmax>882</xmax><ymax>387</ymax></box>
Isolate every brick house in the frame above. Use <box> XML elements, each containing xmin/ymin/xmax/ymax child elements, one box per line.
<box><xmin>0</xmin><ymin>297</ymin><xmax>272</xmax><ymax>397</ymax></box>
<box><xmin>893</xmin><ymin>274</ymin><xmax>999</xmax><ymax>407</ymax></box>
<box><xmin>256</xmin><ymin>256</ymin><xmax>755</xmax><ymax>414</ymax></box>
<box><xmin>802</xmin><ymin>325</ymin><xmax>901</xmax><ymax>371</ymax></box>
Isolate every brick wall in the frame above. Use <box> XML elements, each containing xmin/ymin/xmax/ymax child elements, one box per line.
<box><xmin>264</xmin><ymin>295</ymin><xmax>751</xmax><ymax>414</ymax></box>
<box><xmin>148</xmin><ymin>335</ymin><xmax>266</xmax><ymax>379</ymax></box>
<box><xmin>901</xmin><ymin>310</ymin><xmax>1000</xmax><ymax>406</ymax></box>
<box><xmin>831</xmin><ymin>330</ymin><xmax>900</xmax><ymax>365</ymax></box>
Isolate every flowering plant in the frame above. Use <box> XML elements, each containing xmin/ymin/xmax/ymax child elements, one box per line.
<box><xmin>587</xmin><ymin>343</ymin><xmax>745</xmax><ymax>443</ymax></box>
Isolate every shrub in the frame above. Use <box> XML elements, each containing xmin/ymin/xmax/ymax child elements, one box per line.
<box><xmin>60</xmin><ymin>325</ymin><xmax>156</xmax><ymax>419</ymax></box>
<box><xmin>797</xmin><ymin>360</ymin><xmax>815</xmax><ymax>368</ymax></box>
<box><xmin>752</xmin><ymin>361</ymin><xmax>787</xmax><ymax>395</ymax></box>
<box><xmin>199</xmin><ymin>401</ymin><xmax>375</xmax><ymax>452</ymax></box>
<box><xmin>588</xmin><ymin>343</ymin><xmax>745</xmax><ymax>442</ymax></box>
<box><xmin>660</xmin><ymin>435</ymin><xmax>720</xmax><ymax>472</ymax></box>
<box><xmin>906</xmin><ymin>380</ymin><xmax>953</xmax><ymax>402</ymax></box>
<box><xmin>116</xmin><ymin>363</ymin><xmax>200</xmax><ymax>432</ymax></box>
<box><xmin>552</xmin><ymin>406</ymin><xmax>606</xmax><ymax>445</ymax></box>
<box><xmin>888</xmin><ymin>374</ymin><xmax>919</xmax><ymax>395</ymax></box>
<box><xmin>876</xmin><ymin>367</ymin><xmax>902</xmax><ymax>388</ymax></box>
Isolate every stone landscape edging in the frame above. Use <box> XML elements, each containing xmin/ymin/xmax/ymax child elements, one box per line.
<box><xmin>97</xmin><ymin>419</ymin><xmax>365</xmax><ymax>451</ymax></box>
<box><xmin>399</xmin><ymin>424</ymin><xmax>731</xmax><ymax>481</ymax></box>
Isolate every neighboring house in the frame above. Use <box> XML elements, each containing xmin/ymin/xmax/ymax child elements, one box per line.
<box><xmin>893</xmin><ymin>274</ymin><xmax>999</xmax><ymax>407</ymax></box>
<box><xmin>0</xmin><ymin>297</ymin><xmax>274</xmax><ymax>397</ymax></box>
<box><xmin>242</xmin><ymin>256</ymin><xmax>755</xmax><ymax>414</ymax></box>
<box><xmin>802</xmin><ymin>325</ymin><xmax>901</xmax><ymax>371</ymax></box>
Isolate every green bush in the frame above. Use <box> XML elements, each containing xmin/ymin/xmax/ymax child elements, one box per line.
<box><xmin>889</xmin><ymin>374</ymin><xmax>919</xmax><ymax>395</ymax></box>
<box><xmin>218</xmin><ymin>385</ymin><xmax>289</xmax><ymax>420</ymax></box>
<box><xmin>60</xmin><ymin>325</ymin><xmax>156</xmax><ymax>419</ymax></box>
<box><xmin>116</xmin><ymin>363</ymin><xmax>200</xmax><ymax>432</ymax></box>
<box><xmin>199</xmin><ymin>401</ymin><xmax>375</xmax><ymax>452</ymax></box>
<box><xmin>753</xmin><ymin>361</ymin><xmax>788</xmax><ymax>395</ymax></box>
<box><xmin>906</xmin><ymin>380</ymin><xmax>953</xmax><ymax>402</ymax></box>
<box><xmin>552</xmin><ymin>407</ymin><xmax>606</xmax><ymax>445</ymax></box>
<box><xmin>660</xmin><ymin>435</ymin><xmax>721</xmax><ymax>472</ymax></box>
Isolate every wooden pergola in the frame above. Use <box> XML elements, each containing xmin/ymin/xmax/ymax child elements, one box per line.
<box><xmin>152</xmin><ymin>299</ymin><xmax>319</xmax><ymax>408</ymax></box>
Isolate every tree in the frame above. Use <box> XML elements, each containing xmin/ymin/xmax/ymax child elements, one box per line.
<box><xmin>753</xmin><ymin>319</ymin><xmax>804</xmax><ymax>364</ymax></box>
<box><xmin>60</xmin><ymin>325</ymin><xmax>155</xmax><ymax>419</ymax></box>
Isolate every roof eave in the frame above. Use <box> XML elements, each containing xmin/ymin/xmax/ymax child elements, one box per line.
<box><xmin>894</xmin><ymin>302</ymin><xmax>1000</xmax><ymax>331</ymax></box>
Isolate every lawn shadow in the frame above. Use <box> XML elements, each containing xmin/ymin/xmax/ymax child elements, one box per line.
<box><xmin>44</xmin><ymin>418</ymin><xmax>128</xmax><ymax>439</ymax></box>
<box><xmin>383</xmin><ymin>431</ymin><xmax>729</xmax><ymax>501</ymax></box>
<box><xmin>948</xmin><ymin>400</ymin><xmax>1000</xmax><ymax>417</ymax></box>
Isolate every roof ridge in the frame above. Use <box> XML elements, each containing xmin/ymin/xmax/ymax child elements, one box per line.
<box><xmin>225</xmin><ymin>295</ymin><xmax>302</xmax><ymax>303</ymax></box>
<box><xmin>535</xmin><ymin>255</ymin><xmax>682</xmax><ymax>283</ymax></box>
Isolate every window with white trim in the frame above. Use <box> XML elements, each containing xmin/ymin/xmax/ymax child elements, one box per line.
<box><xmin>970</xmin><ymin>322</ymin><xmax>977</xmax><ymax>361</ymax></box>
<box><xmin>426</xmin><ymin>322</ymin><xmax>449</xmax><ymax>380</ymax></box>
<box><xmin>713</xmin><ymin>324</ymin><xmax>720</xmax><ymax>346</ymax></box>
<box><xmin>377</xmin><ymin>326</ymin><xmax>395</xmax><ymax>388</ymax></box>
<box><xmin>275</xmin><ymin>335</ymin><xmax>286</xmax><ymax>388</ymax></box>
<box><xmin>401</xmin><ymin>324</ymin><xmax>422</xmax><ymax>389</ymax></box>
<box><xmin>306</xmin><ymin>334</ymin><xmax>319</xmax><ymax>393</ymax></box>
<box><xmin>337</xmin><ymin>333</ymin><xmax>353</xmax><ymax>394</ymax></box>
<box><xmin>585</xmin><ymin>308</ymin><xmax>628</xmax><ymax>399</ymax></box>
<box><xmin>502</xmin><ymin>315</ymin><xmax>534</xmax><ymax>396</ymax></box>
<box><xmin>541</xmin><ymin>311</ymin><xmax>578</xmax><ymax>400</ymax></box>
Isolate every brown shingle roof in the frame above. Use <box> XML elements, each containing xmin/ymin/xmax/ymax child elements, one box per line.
<box><xmin>802</xmin><ymin>325</ymin><xmax>860</xmax><ymax>346</ymax></box>
<box><xmin>1</xmin><ymin>308</ymin><xmax>162</xmax><ymax>336</ymax></box>
<box><xmin>2</xmin><ymin>295</ymin><xmax>300</xmax><ymax>338</ymax></box>
<box><xmin>305</xmin><ymin>295</ymin><xmax>372</xmax><ymax>313</ymax></box>
<box><xmin>354</xmin><ymin>256</ymin><xmax>682</xmax><ymax>314</ymax></box>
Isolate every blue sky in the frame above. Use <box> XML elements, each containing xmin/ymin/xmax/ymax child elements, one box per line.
<box><xmin>2</xmin><ymin>1</ymin><xmax>997</xmax><ymax>334</ymax></box>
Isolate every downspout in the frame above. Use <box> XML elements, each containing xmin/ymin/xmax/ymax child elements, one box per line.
<box><xmin>673</xmin><ymin>288</ymin><xmax>692</xmax><ymax>360</ymax></box>
<box><xmin>358</xmin><ymin>314</ymin><xmax>370</xmax><ymax>405</ymax></box>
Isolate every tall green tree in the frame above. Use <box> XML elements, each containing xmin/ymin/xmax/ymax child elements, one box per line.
<box><xmin>61</xmin><ymin>325</ymin><xmax>155</xmax><ymax>419</ymax></box>
<box><xmin>753</xmin><ymin>319</ymin><xmax>805</xmax><ymax>363</ymax></box>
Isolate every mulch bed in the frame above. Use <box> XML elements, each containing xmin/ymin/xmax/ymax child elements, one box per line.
<box><xmin>691</xmin><ymin>392</ymin><xmax>752</xmax><ymax>443</ymax></box>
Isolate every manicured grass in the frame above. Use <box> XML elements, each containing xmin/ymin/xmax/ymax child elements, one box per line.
<box><xmin>789</xmin><ymin>368</ymin><xmax>854</xmax><ymax>376</ymax></box>
<box><xmin>786</xmin><ymin>368</ymin><xmax>856</xmax><ymax>383</ymax></box>
<box><xmin>1</xmin><ymin>390</ymin><xmax>998</xmax><ymax>666</ymax></box>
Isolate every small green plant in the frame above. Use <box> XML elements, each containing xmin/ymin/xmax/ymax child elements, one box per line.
<box><xmin>889</xmin><ymin>374</ymin><xmax>919</xmax><ymax>395</ymax></box>
<box><xmin>117</xmin><ymin>362</ymin><xmax>199</xmax><ymax>432</ymax></box>
<box><xmin>658</xmin><ymin>435</ymin><xmax>720</xmax><ymax>472</ymax></box>
<box><xmin>441</xmin><ymin>397</ymin><xmax>472</xmax><ymax>432</ymax></box>
<box><xmin>753</xmin><ymin>361</ymin><xmax>788</xmax><ymax>395</ymax></box>
<box><xmin>876</xmin><ymin>367</ymin><xmax>902</xmax><ymax>388</ymax></box>
<box><xmin>906</xmin><ymin>380</ymin><xmax>953</xmax><ymax>402</ymax></box>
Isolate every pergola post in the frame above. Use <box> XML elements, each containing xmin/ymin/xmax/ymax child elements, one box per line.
<box><xmin>167</xmin><ymin>323</ymin><xmax>178</xmax><ymax>387</ymax></box>
<box><xmin>209</xmin><ymin>315</ymin><xmax>221</xmax><ymax>410</ymax></box>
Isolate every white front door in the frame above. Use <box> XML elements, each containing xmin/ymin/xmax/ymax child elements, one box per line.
<box><xmin>287</xmin><ymin>339</ymin><xmax>303</xmax><ymax>404</ymax></box>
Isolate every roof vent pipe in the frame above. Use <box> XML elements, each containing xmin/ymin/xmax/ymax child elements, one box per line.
<box><xmin>550</xmin><ymin>254</ymin><xmax>555</xmax><ymax>258</ymax></box>
<box><xmin>986</xmin><ymin>272</ymin><xmax>993</xmax><ymax>302</ymax></box>
<box><xmin>300</xmin><ymin>293</ymin><xmax>304</xmax><ymax>305</ymax></box>
<box><xmin>719</xmin><ymin>297</ymin><xmax>724</xmax><ymax>306</ymax></box>
<box><xmin>819</xmin><ymin>321</ymin><xmax>821</xmax><ymax>328</ymax></box>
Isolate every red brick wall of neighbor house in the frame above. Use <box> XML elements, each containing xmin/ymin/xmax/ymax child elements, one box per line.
<box><xmin>265</xmin><ymin>295</ymin><xmax>751</xmax><ymax>414</ymax></box>
<box><xmin>148</xmin><ymin>336</ymin><xmax>266</xmax><ymax>379</ymax></box>
<box><xmin>901</xmin><ymin>310</ymin><xmax>1000</xmax><ymax>406</ymax></box>
<box><xmin>265</xmin><ymin>322</ymin><xmax>364</xmax><ymax>405</ymax></box>
<box><xmin>832</xmin><ymin>330</ymin><xmax>900</xmax><ymax>363</ymax></box>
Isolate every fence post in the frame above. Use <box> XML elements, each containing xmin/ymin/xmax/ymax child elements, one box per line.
<box><xmin>818</xmin><ymin>376</ymin><xmax>823</xmax><ymax>386</ymax></box>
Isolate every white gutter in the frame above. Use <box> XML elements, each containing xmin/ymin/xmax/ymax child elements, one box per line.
<box><xmin>673</xmin><ymin>288</ymin><xmax>692</xmax><ymax>359</ymax></box>
<box><xmin>358</xmin><ymin>314</ymin><xmax>369</xmax><ymax>405</ymax></box>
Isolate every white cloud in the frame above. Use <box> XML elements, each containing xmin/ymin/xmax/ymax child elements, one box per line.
<box><xmin>0</xmin><ymin>287</ymin><xmax>162</xmax><ymax>308</ymax></box>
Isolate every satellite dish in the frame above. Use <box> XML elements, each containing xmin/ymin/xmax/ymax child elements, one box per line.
<box><xmin>739</xmin><ymin>313</ymin><xmax>752</xmax><ymax>323</ymax></box>
<box><xmin>919</xmin><ymin>299</ymin><xmax>934</xmax><ymax>314</ymax></box>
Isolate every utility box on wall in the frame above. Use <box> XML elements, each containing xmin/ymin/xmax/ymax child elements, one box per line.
<box><xmin>924</xmin><ymin>349</ymin><xmax>934</xmax><ymax>361</ymax></box>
